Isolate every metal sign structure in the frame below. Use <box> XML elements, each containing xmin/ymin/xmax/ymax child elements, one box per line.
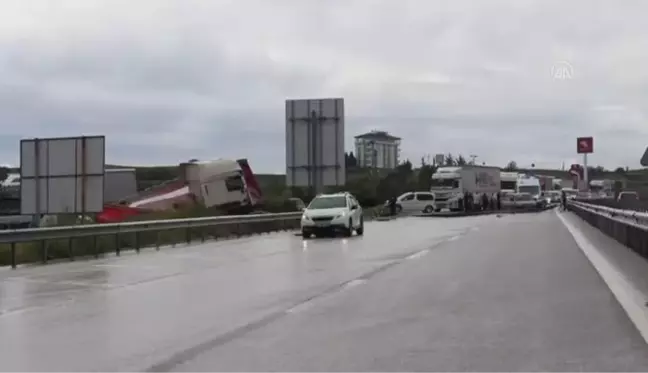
<box><xmin>434</xmin><ymin>154</ymin><xmax>444</xmax><ymax>166</ymax></box>
<box><xmin>576</xmin><ymin>137</ymin><xmax>594</xmax><ymax>154</ymax></box>
<box><xmin>641</xmin><ymin>147</ymin><xmax>648</xmax><ymax>167</ymax></box>
<box><xmin>576</xmin><ymin>136</ymin><xmax>593</xmax><ymax>189</ymax></box>
<box><xmin>285</xmin><ymin>98</ymin><xmax>345</xmax><ymax>193</ymax></box>
<box><xmin>20</xmin><ymin>136</ymin><xmax>105</xmax><ymax>215</ymax></box>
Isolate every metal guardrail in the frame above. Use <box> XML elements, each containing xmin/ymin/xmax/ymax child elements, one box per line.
<box><xmin>567</xmin><ymin>200</ymin><xmax>648</xmax><ymax>260</ymax></box>
<box><xmin>0</xmin><ymin>212</ymin><xmax>302</xmax><ymax>269</ymax></box>
<box><xmin>569</xmin><ymin>200</ymin><xmax>648</xmax><ymax>225</ymax></box>
<box><xmin>572</xmin><ymin>196</ymin><xmax>648</xmax><ymax>212</ymax></box>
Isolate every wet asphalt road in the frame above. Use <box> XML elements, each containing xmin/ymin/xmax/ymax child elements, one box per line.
<box><xmin>1</xmin><ymin>211</ymin><xmax>648</xmax><ymax>371</ymax></box>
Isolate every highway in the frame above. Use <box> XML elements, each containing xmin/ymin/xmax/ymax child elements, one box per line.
<box><xmin>2</xmin><ymin>211</ymin><xmax>648</xmax><ymax>371</ymax></box>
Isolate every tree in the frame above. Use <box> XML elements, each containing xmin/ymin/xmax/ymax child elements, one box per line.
<box><xmin>397</xmin><ymin>159</ymin><xmax>413</xmax><ymax>173</ymax></box>
<box><xmin>0</xmin><ymin>166</ymin><xmax>8</xmax><ymax>182</ymax></box>
<box><xmin>345</xmin><ymin>152</ymin><xmax>358</xmax><ymax>168</ymax></box>
<box><xmin>614</xmin><ymin>167</ymin><xmax>626</xmax><ymax>174</ymax></box>
<box><xmin>417</xmin><ymin>164</ymin><xmax>436</xmax><ymax>191</ymax></box>
<box><xmin>444</xmin><ymin>153</ymin><xmax>455</xmax><ymax>166</ymax></box>
<box><xmin>456</xmin><ymin>154</ymin><xmax>467</xmax><ymax>166</ymax></box>
<box><xmin>348</xmin><ymin>152</ymin><xmax>357</xmax><ymax>167</ymax></box>
<box><xmin>504</xmin><ymin>161</ymin><xmax>518</xmax><ymax>171</ymax></box>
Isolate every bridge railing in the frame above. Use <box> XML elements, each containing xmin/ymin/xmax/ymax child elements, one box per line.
<box><xmin>0</xmin><ymin>212</ymin><xmax>302</xmax><ymax>269</ymax></box>
<box><xmin>567</xmin><ymin>200</ymin><xmax>648</xmax><ymax>259</ymax></box>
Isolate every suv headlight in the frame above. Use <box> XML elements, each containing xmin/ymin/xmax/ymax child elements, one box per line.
<box><xmin>301</xmin><ymin>214</ymin><xmax>310</xmax><ymax>221</ymax></box>
<box><xmin>334</xmin><ymin>211</ymin><xmax>347</xmax><ymax>219</ymax></box>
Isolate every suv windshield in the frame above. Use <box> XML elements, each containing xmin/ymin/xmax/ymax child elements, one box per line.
<box><xmin>308</xmin><ymin>196</ymin><xmax>347</xmax><ymax>209</ymax></box>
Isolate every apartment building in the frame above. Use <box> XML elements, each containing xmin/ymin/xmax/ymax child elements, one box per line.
<box><xmin>354</xmin><ymin>131</ymin><xmax>401</xmax><ymax>169</ymax></box>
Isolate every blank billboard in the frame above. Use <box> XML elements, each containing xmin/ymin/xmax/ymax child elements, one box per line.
<box><xmin>286</xmin><ymin>98</ymin><xmax>345</xmax><ymax>189</ymax></box>
<box><xmin>20</xmin><ymin>136</ymin><xmax>105</xmax><ymax>215</ymax></box>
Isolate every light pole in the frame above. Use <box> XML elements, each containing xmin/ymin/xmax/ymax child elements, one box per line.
<box><xmin>469</xmin><ymin>154</ymin><xmax>477</xmax><ymax>165</ymax></box>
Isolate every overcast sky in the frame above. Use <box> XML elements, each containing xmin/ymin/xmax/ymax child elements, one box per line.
<box><xmin>1</xmin><ymin>0</ymin><xmax>647</xmax><ymax>173</ymax></box>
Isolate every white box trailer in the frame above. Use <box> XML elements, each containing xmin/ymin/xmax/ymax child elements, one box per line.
<box><xmin>430</xmin><ymin>166</ymin><xmax>500</xmax><ymax>211</ymax></box>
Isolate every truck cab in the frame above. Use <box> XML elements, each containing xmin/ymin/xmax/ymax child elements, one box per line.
<box><xmin>430</xmin><ymin>167</ymin><xmax>463</xmax><ymax>211</ymax></box>
<box><xmin>516</xmin><ymin>174</ymin><xmax>543</xmax><ymax>206</ymax></box>
<box><xmin>430</xmin><ymin>166</ymin><xmax>500</xmax><ymax>212</ymax></box>
<box><xmin>589</xmin><ymin>179</ymin><xmax>613</xmax><ymax>198</ymax></box>
<box><xmin>500</xmin><ymin>172</ymin><xmax>519</xmax><ymax>194</ymax></box>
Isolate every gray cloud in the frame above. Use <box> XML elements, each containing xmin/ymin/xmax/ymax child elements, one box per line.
<box><xmin>1</xmin><ymin>0</ymin><xmax>648</xmax><ymax>172</ymax></box>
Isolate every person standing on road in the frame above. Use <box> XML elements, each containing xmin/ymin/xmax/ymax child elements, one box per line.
<box><xmin>496</xmin><ymin>191</ymin><xmax>502</xmax><ymax>210</ymax></box>
<box><xmin>389</xmin><ymin>196</ymin><xmax>397</xmax><ymax>216</ymax></box>
<box><xmin>561</xmin><ymin>190</ymin><xmax>567</xmax><ymax>211</ymax></box>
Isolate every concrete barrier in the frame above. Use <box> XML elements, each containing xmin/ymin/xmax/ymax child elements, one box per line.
<box><xmin>568</xmin><ymin>201</ymin><xmax>648</xmax><ymax>260</ymax></box>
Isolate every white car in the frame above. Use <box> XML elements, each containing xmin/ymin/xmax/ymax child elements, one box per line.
<box><xmin>301</xmin><ymin>192</ymin><xmax>364</xmax><ymax>238</ymax></box>
<box><xmin>387</xmin><ymin>192</ymin><xmax>436</xmax><ymax>214</ymax></box>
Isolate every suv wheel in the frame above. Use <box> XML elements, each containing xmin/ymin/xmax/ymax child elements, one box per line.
<box><xmin>356</xmin><ymin>217</ymin><xmax>364</xmax><ymax>236</ymax></box>
<box><xmin>423</xmin><ymin>205</ymin><xmax>434</xmax><ymax>213</ymax></box>
<box><xmin>343</xmin><ymin>218</ymin><xmax>353</xmax><ymax>237</ymax></box>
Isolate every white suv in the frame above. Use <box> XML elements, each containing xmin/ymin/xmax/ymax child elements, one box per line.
<box><xmin>301</xmin><ymin>192</ymin><xmax>364</xmax><ymax>238</ymax></box>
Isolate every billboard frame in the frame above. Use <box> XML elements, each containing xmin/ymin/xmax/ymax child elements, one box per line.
<box><xmin>20</xmin><ymin>135</ymin><xmax>106</xmax><ymax>216</ymax></box>
<box><xmin>576</xmin><ymin>137</ymin><xmax>594</xmax><ymax>154</ymax></box>
<box><xmin>286</xmin><ymin>98</ymin><xmax>345</xmax><ymax>193</ymax></box>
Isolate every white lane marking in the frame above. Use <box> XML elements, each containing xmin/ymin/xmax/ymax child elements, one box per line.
<box><xmin>5</xmin><ymin>277</ymin><xmax>114</xmax><ymax>289</ymax></box>
<box><xmin>447</xmin><ymin>235</ymin><xmax>460</xmax><ymax>241</ymax></box>
<box><xmin>94</xmin><ymin>264</ymin><xmax>160</xmax><ymax>270</ymax></box>
<box><xmin>343</xmin><ymin>279</ymin><xmax>367</xmax><ymax>288</ymax></box>
<box><xmin>557</xmin><ymin>211</ymin><xmax>648</xmax><ymax>345</ymax></box>
<box><xmin>285</xmin><ymin>301</ymin><xmax>315</xmax><ymax>314</ymax></box>
<box><xmin>406</xmin><ymin>249</ymin><xmax>429</xmax><ymax>260</ymax></box>
<box><xmin>287</xmin><ymin>278</ymin><xmax>368</xmax><ymax>314</ymax></box>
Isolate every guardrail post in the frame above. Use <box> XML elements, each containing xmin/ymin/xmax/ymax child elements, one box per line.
<box><xmin>94</xmin><ymin>235</ymin><xmax>99</xmax><ymax>259</ymax></box>
<box><xmin>155</xmin><ymin>231</ymin><xmax>160</xmax><ymax>251</ymax></box>
<box><xmin>68</xmin><ymin>238</ymin><xmax>74</xmax><ymax>261</ymax></box>
<box><xmin>41</xmin><ymin>240</ymin><xmax>47</xmax><ymax>264</ymax></box>
<box><xmin>115</xmin><ymin>234</ymin><xmax>120</xmax><ymax>256</ymax></box>
<box><xmin>201</xmin><ymin>228</ymin><xmax>206</xmax><ymax>243</ymax></box>
<box><xmin>134</xmin><ymin>232</ymin><xmax>140</xmax><ymax>253</ymax></box>
<box><xmin>11</xmin><ymin>242</ymin><xmax>16</xmax><ymax>269</ymax></box>
<box><xmin>186</xmin><ymin>227</ymin><xmax>191</xmax><ymax>245</ymax></box>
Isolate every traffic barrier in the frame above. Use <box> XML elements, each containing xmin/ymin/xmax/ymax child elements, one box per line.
<box><xmin>572</xmin><ymin>197</ymin><xmax>648</xmax><ymax>212</ymax></box>
<box><xmin>567</xmin><ymin>200</ymin><xmax>648</xmax><ymax>259</ymax></box>
<box><xmin>0</xmin><ymin>212</ymin><xmax>302</xmax><ymax>269</ymax></box>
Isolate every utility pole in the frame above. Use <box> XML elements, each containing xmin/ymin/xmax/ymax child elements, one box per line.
<box><xmin>469</xmin><ymin>154</ymin><xmax>477</xmax><ymax>165</ymax></box>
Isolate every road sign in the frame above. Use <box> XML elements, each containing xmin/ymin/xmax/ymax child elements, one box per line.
<box><xmin>576</xmin><ymin>137</ymin><xmax>593</xmax><ymax>154</ymax></box>
<box><xmin>434</xmin><ymin>154</ymin><xmax>444</xmax><ymax>166</ymax></box>
<box><xmin>20</xmin><ymin>136</ymin><xmax>105</xmax><ymax>215</ymax></box>
<box><xmin>285</xmin><ymin>98</ymin><xmax>345</xmax><ymax>192</ymax></box>
<box><xmin>641</xmin><ymin>147</ymin><xmax>648</xmax><ymax>167</ymax></box>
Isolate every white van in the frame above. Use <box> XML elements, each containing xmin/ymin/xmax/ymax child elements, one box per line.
<box><xmin>390</xmin><ymin>191</ymin><xmax>436</xmax><ymax>214</ymax></box>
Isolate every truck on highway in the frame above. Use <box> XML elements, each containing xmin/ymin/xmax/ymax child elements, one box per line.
<box><xmin>537</xmin><ymin>175</ymin><xmax>555</xmax><ymax>193</ymax></box>
<box><xmin>516</xmin><ymin>174</ymin><xmax>544</xmax><ymax>206</ymax></box>
<box><xmin>430</xmin><ymin>166</ymin><xmax>500</xmax><ymax>212</ymax></box>
<box><xmin>589</xmin><ymin>179</ymin><xmax>614</xmax><ymax>198</ymax></box>
<box><xmin>500</xmin><ymin>172</ymin><xmax>519</xmax><ymax>194</ymax></box>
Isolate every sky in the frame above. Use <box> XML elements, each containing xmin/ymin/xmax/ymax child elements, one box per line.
<box><xmin>1</xmin><ymin>0</ymin><xmax>647</xmax><ymax>173</ymax></box>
